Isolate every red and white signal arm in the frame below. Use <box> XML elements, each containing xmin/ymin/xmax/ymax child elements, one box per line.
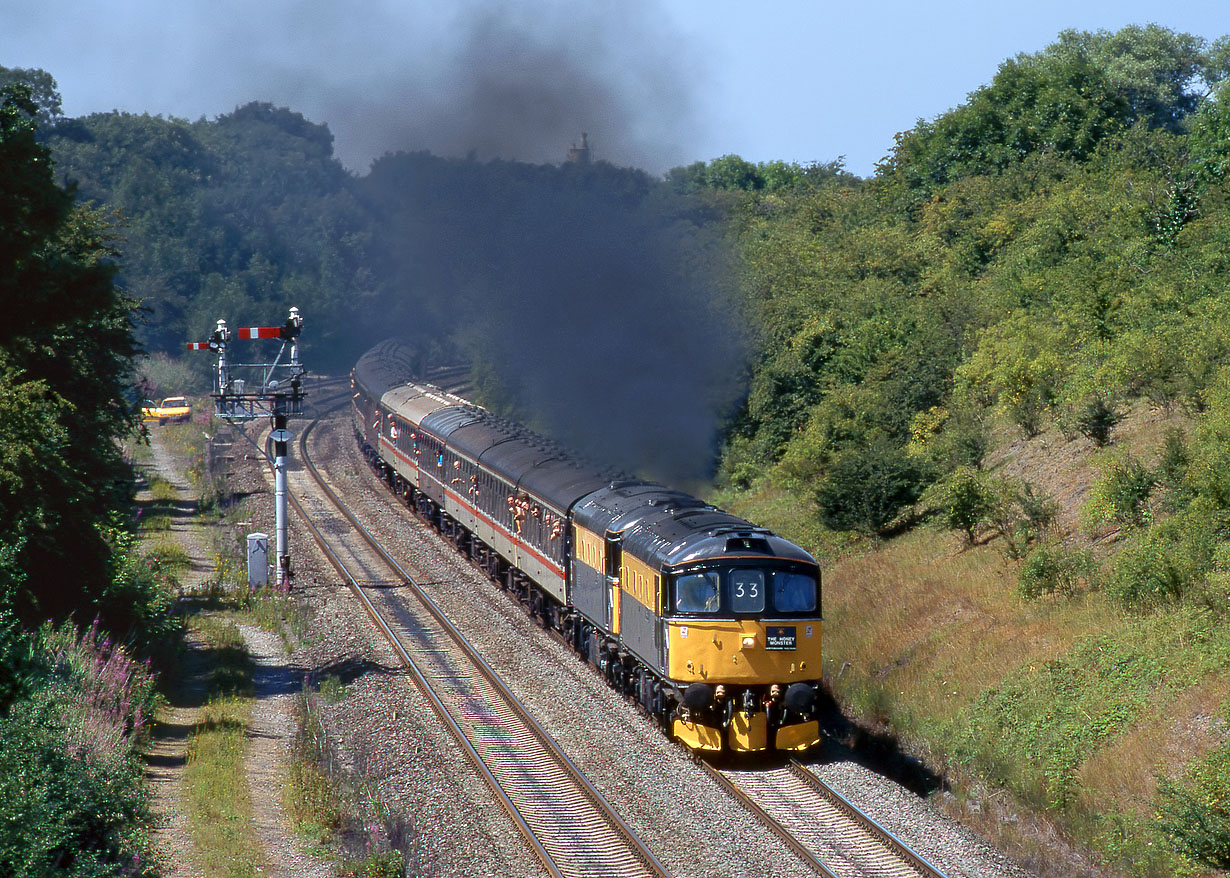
<box><xmin>235</xmin><ymin>326</ymin><xmax>283</xmax><ymax>340</ymax></box>
<box><xmin>186</xmin><ymin>341</ymin><xmax>211</xmax><ymax>350</ymax></box>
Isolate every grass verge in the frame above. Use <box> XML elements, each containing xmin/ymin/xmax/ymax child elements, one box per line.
<box><xmin>285</xmin><ymin>681</ymin><xmax>408</xmax><ymax>877</ymax></box>
<box><xmin>181</xmin><ymin>615</ymin><xmax>264</xmax><ymax>878</ymax></box>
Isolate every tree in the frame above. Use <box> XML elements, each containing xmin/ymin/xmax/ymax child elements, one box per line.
<box><xmin>0</xmin><ymin>83</ymin><xmax>141</xmax><ymax>630</ymax></box>
<box><xmin>1047</xmin><ymin>26</ymin><xmax>1220</xmax><ymax>132</ymax></box>
<box><xmin>0</xmin><ymin>66</ymin><xmax>61</xmax><ymax>130</ymax></box>
<box><xmin>1189</xmin><ymin>78</ymin><xmax>1230</xmax><ymax>180</ymax></box>
<box><xmin>880</xmin><ymin>26</ymin><xmax>1229</xmax><ymax>211</ymax></box>
<box><xmin>814</xmin><ymin>436</ymin><xmax>923</xmax><ymax>534</ymax></box>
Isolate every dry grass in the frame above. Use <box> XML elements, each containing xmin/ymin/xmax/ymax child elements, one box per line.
<box><xmin>1078</xmin><ymin>677</ymin><xmax>1230</xmax><ymax>818</ymax></box>
<box><xmin>822</xmin><ymin>528</ymin><xmax>1116</xmax><ymax>731</ymax></box>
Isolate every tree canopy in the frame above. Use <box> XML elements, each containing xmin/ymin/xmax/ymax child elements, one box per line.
<box><xmin>0</xmin><ymin>82</ymin><xmax>141</xmax><ymax>631</ymax></box>
<box><xmin>879</xmin><ymin>25</ymin><xmax>1230</xmax><ymax>213</ymax></box>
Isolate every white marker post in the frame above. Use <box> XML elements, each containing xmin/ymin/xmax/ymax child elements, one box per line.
<box><xmin>269</xmin><ymin>426</ymin><xmax>293</xmax><ymax>588</ymax></box>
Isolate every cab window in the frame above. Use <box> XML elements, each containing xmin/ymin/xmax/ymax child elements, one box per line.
<box><xmin>675</xmin><ymin>571</ymin><xmax>720</xmax><ymax>613</ymax></box>
<box><xmin>730</xmin><ymin>569</ymin><xmax>765</xmax><ymax>613</ymax></box>
<box><xmin>772</xmin><ymin>571</ymin><xmax>817</xmax><ymax>612</ymax></box>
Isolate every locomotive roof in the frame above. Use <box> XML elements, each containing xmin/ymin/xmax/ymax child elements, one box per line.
<box><xmin>575</xmin><ymin>482</ymin><xmax>817</xmax><ymax>571</ymax></box>
<box><xmin>573</xmin><ymin>483</ymin><xmax>706</xmax><ymax>535</ymax></box>
<box><xmin>633</xmin><ymin>511</ymin><xmax>817</xmax><ymax>570</ymax></box>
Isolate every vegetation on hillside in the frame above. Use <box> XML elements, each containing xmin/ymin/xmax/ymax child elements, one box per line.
<box><xmin>47</xmin><ymin>103</ymin><xmax>380</xmax><ymax>367</ymax></box>
<box><xmin>705</xmin><ymin>25</ymin><xmax>1230</xmax><ymax>876</ymax></box>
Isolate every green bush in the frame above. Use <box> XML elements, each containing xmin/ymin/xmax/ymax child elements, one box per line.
<box><xmin>317</xmin><ymin>674</ymin><xmax>349</xmax><ymax>703</ymax></box>
<box><xmin>1072</xmin><ymin>394</ymin><xmax>1122</xmax><ymax>446</ymax></box>
<box><xmin>1105</xmin><ymin>513</ymin><xmax>1217</xmax><ymax>610</ymax></box>
<box><xmin>1154</xmin><ymin>427</ymin><xmax>1191</xmax><ymax>510</ymax></box>
<box><xmin>97</xmin><ymin>526</ymin><xmax>183</xmax><ymax>661</ymax></box>
<box><xmin>814</xmin><ymin>437</ymin><xmax>925</xmax><ymax>534</ymax></box>
<box><xmin>1081</xmin><ymin>454</ymin><xmax>1154</xmax><ymax>533</ymax></box>
<box><xmin>1157</xmin><ymin>707</ymin><xmax>1230</xmax><ymax>870</ymax></box>
<box><xmin>922</xmin><ymin>468</ymin><xmax>1056</xmax><ymax>557</ymax></box>
<box><xmin>1013</xmin><ymin>482</ymin><xmax>1060</xmax><ymax>548</ymax></box>
<box><xmin>0</xmin><ymin>575</ymin><xmax>38</xmax><ymax>711</ymax></box>
<box><xmin>1186</xmin><ymin>379</ymin><xmax>1230</xmax><ymax>509</ymax></box>
<box><xmin>924</xmin><ymin>465</ymin><xmax>1002</xmax><ymax>545</ymax></box>
<box><xmin>716</xmin><ymin>433</ymin><xmax>765</xmax><ymax>490</ymax></box>
<box><xmin>0</xmin><ymin>699</ymin><xmax>153</xmax><ymax>877</ymax></box>
<box><xmin>0</xmin><ymin>622</ymin><xmax>159</xmax><ymax>876</ymax></box>
<box><xmin>1019</xmin><ymin>540</ymin><xmax>1095</xmax><ymax>600</ymax></box>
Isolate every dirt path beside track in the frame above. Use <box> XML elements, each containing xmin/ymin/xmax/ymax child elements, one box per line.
<box><xmin>139</xmin><ymin>428</ymin><xmax>335</xmax><ymax>877</ymax></box>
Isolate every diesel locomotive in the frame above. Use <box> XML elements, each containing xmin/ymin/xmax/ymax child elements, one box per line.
<box><xmin>352</xmin><ymin>342</ymin><xmax>823</xmax><ymax>752</ymax></box>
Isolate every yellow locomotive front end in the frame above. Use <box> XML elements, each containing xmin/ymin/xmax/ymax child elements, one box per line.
<box><xmin>665</xmin><ymin>562</ymin><xmax>822</xmax><ymax>753</ymax></box>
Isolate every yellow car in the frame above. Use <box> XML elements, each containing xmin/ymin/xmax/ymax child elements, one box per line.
<box><xmin>141</xmin><ymin>396</ymin><xmax>191</xmax><ymax>425</ymax></box>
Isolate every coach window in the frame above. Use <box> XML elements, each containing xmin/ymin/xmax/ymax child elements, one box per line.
<box><xmin>482</xmin><ymin>473</ymin><xmax>496</xmax><ymax>515</ymax></box>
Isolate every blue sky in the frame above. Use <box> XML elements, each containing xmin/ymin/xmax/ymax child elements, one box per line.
<box><xmin>2</xmin><ymin>0</ymin><xmax>1227</xmax><ymax>178</ymax></box>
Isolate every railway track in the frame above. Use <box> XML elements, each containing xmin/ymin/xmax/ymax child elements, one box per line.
<box><xmin>261</xmin><ymin>400</ymin><xmax>671</xmax><ymax>878</ymax></box>
<box><xmin>704</xmin><ymin>759</ymin><xmax>946</xmax><ymax>878</ymax></box>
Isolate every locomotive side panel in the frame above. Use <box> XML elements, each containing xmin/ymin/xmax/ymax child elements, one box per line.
<box><xmin>618</xmin><ymin>553</ymin><xmax>666</xmax><ymax>676</ymax></box>
<box><xmin>570</xmin><ymin>524</ymin><xmax>608</xmax><ymax>628</ymax></box>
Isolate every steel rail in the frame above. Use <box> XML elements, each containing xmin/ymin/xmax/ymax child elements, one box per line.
<box><xmin>703</xmin><ymin>758</ymin><xmax>947</xmax><ymax>878</ymax></box>
<box><xmin>788</xmin><ymin>760</ymin><xmax>946</xmax><ymax>878</ymax></box>
<box><xmin>699</xmin><ymin>760</ymin><xmax>841</xmax><ymax>878</ymax></box>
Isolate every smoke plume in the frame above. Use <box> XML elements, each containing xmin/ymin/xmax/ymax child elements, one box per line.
<box><xmin>242</xmin><ymin>0</ymin><xmax>706</xmax><ymax>173</ymax></box>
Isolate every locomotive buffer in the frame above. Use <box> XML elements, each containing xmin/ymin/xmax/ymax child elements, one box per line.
<box><xmin>188</xmin><ymin>307</ymin><xmax>306</xmax><ymax>588</ymax></box>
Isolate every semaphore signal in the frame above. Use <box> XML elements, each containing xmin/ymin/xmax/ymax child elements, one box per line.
<box><xmin>188</xmin><ymin>306</ymin><xmax>306</xmax><ymax>589</ymax></box>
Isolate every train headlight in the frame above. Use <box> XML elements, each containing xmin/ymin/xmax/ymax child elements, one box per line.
<box><xmin>742</xmin><ymin>635</ymin><xmax>756</xmax><ymax>649</ymax></box>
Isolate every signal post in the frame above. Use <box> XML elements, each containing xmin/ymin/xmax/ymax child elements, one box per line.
<box><xmin>189</xmin><ymin>307</ymin><xmax>306</xmax><ymax>588</ymax></box>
